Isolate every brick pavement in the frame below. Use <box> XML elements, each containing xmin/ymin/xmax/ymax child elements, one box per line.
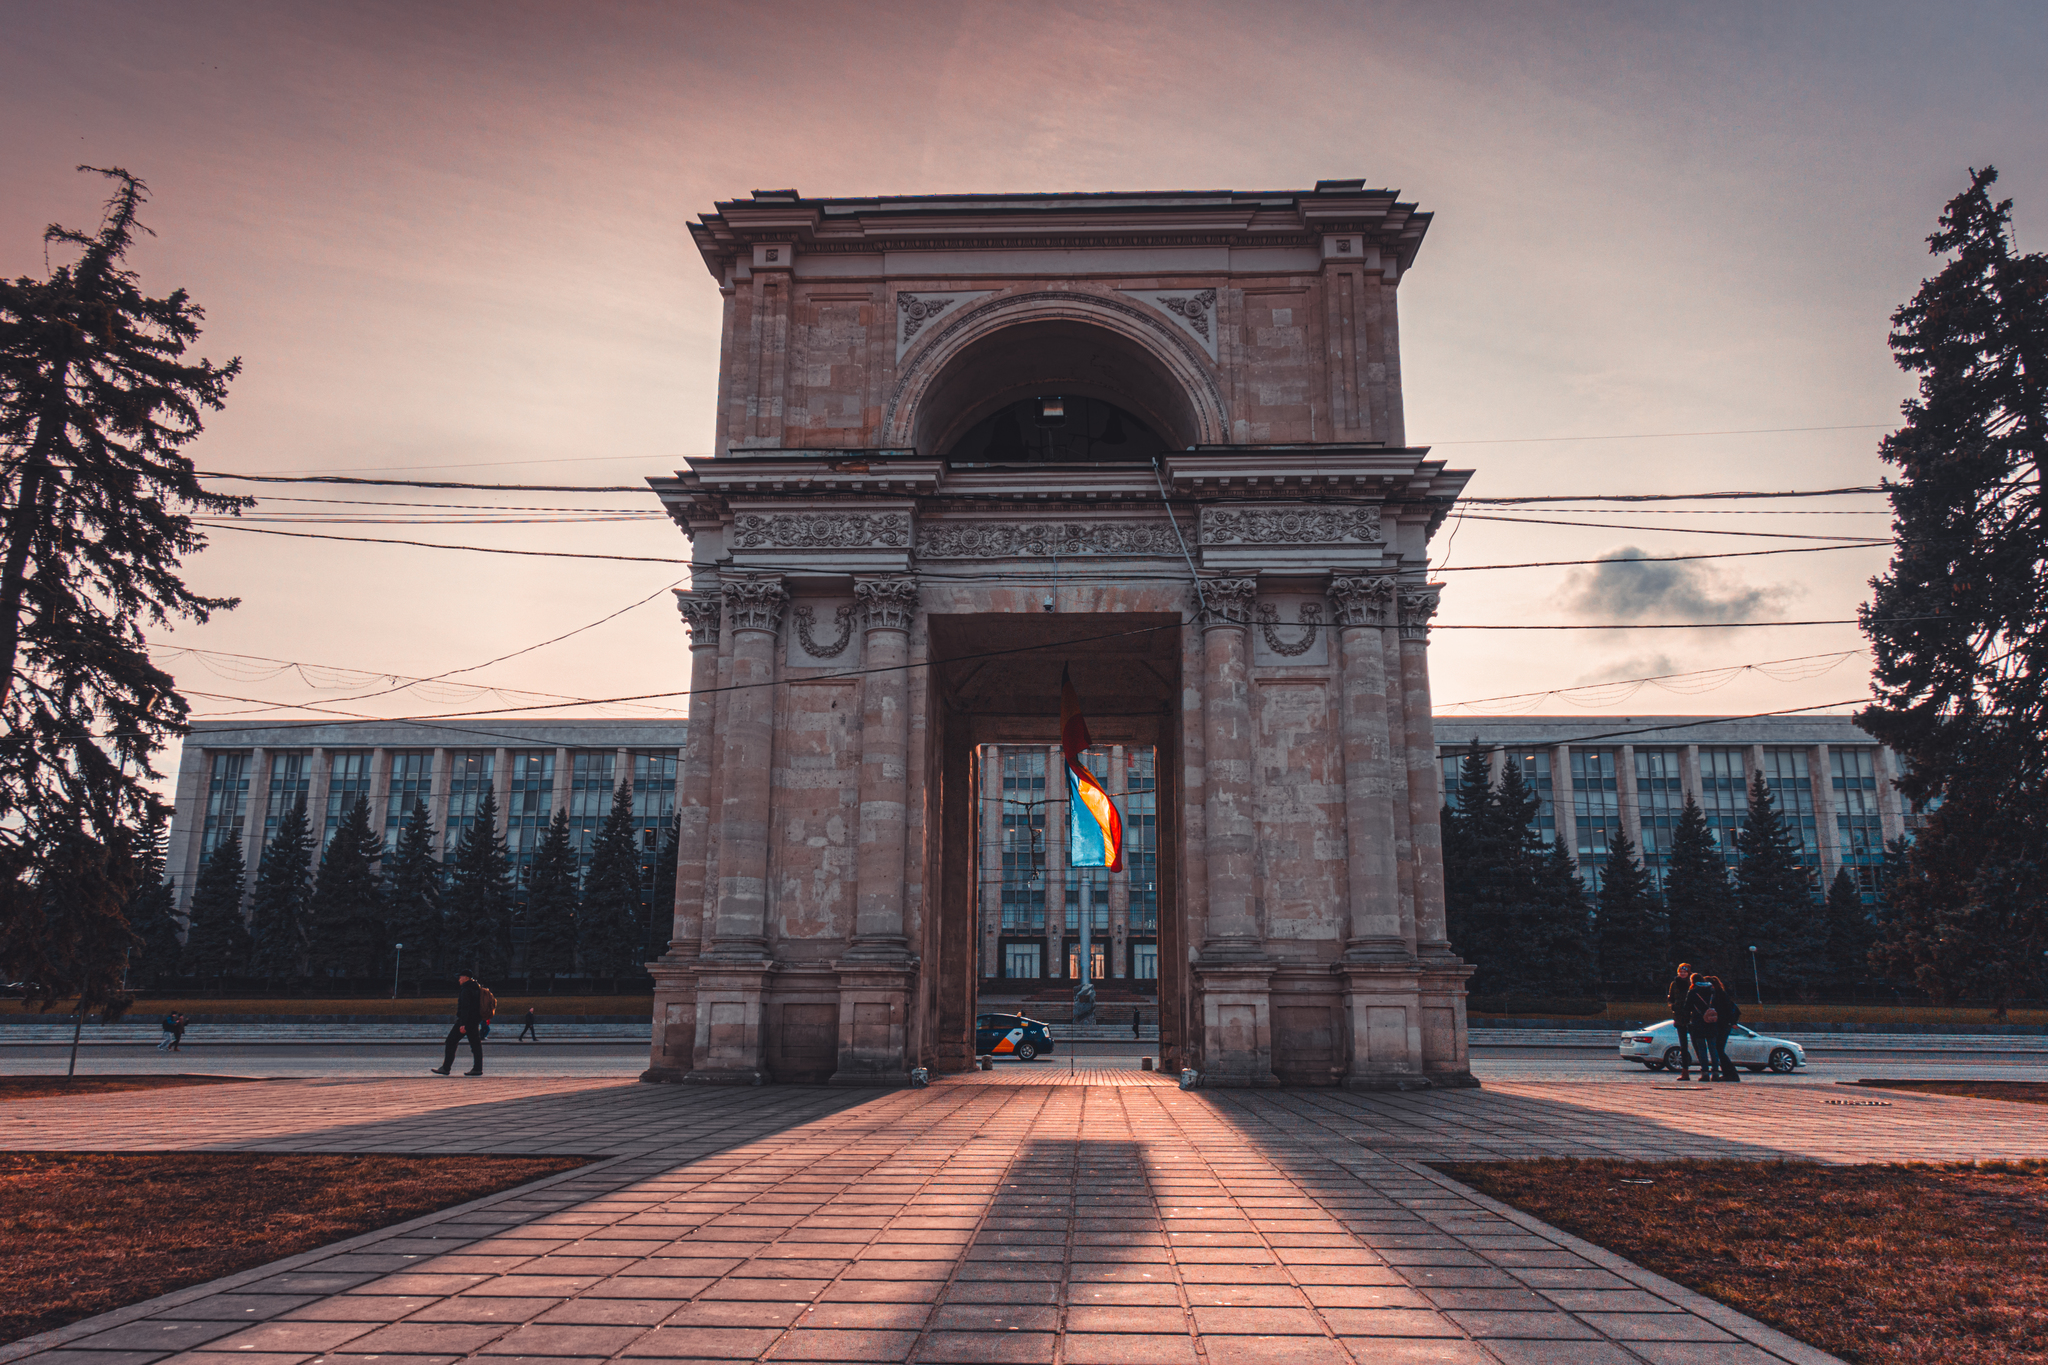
<box><xmin>14</xmin><ymin>1069</ymin><xmax>2042</xmax><ymax>1364</ymax></box>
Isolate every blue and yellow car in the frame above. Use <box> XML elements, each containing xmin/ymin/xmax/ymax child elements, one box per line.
<box><xmin>975</xmin><ymin>1013</ymin><xmax>1057</xmax><ymax>1061</ymax></box>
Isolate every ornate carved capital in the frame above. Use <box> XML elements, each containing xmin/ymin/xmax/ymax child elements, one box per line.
<box><xmin>722</xmin><ymin>575</ymin><xmax>789</xmax><ymax>634</ymax></box>
<box><xmin>855</xmin><ymin>576</ymin><xmax>919</xmax><ymax>633</ymax></box>
<box><xmin>1398</xmin><ymin>585</ymin><xmax>1443</xmax><ymax>641</ymax></box>
<box><xmin>1198</xmin><ymin>577</ymin><xmax>1257</xmax><ymax>629</ymax></box>
<box><xmin>1329</xmin><ymin>576</ymin><xmax>1397</xmax><ymax>629</ymax></box>
<box><xmin>674</xmin><ymin>590</ymin><xmax>722</xmax><ymax>648</ymax></box>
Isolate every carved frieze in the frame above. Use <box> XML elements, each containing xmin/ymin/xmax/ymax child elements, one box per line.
<box><xmin>1199</xmin><ymin>505</ymin><xmax>1383</xmax><ymax>547</ymax></box>
<box><xmin>1398</xmin><ymin>586</ymin><xmax>1442</xmax><ymax>641</ymax></box>
<box><xmin>1198</xmin><ymin>576</ymin><xmax>1258</xmax><ymax>628</ymax></box>
<box><xmin>855</xmin><ymin>576</ymin><xmax>919</xmax><ymax>633</ymax></box>
<box><xmin>722</xmin><ymin>576</ymin><xmax>789</xmax><ymax>634</ymax></box>
<box><xmin>674</xmin><ymin>590</ymin><xmax>723</xmax><ymax>648</ymax></box>
<box><xmin>915</xmin><ymin>519</ymin><xmax>1192</xmax><ymax>560</ymax></box>
<box><xmin>1328</xmin><ymin>575</ymin><xmax>1397</xmax><ymax>629</ymax></box>
<box><xmin>792</xmin><ymin>602</ymin><xmax>856</xmax><ymax>658</ymax></box>
<box><xmin>732</xmin><ymin>512</ymin><xmax>912</xmax><ymax>552</ymax></box>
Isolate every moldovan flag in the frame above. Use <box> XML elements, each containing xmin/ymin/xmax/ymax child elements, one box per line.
<box><xmin>1060</xmin><ymin>665</ymin><xmax>1123</xmax><ymax>871</ymax></box>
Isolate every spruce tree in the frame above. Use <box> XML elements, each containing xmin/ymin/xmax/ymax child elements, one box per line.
<box><xmin>1663</xmin><ymin>795</ymin><xmax>1732</xmax><ymax>977</ymax></box>
<box><xmin>182</xmin><ymin>830</ymin><xmax>250</xmax><ymax>981</ymax></box>
<box><xmin>1824</xmin><ymin>866</ymin><xmax>1873</xmax><ymax>995</ymax></box>
<box><xmin>1440</xmin><ymin>744</ymin><xmax>1493</xmax><ymax>974</ymax></box>
<box><xmin>1734</xmin><ymin>771</ymin><xmax>1824</xmax><ymax>998</ymax></box>
<box><xmin>1859</xmin><ymin>167</ymin><xmax>2048</xmax><ymax>1014</ymax></box>
<box><xmin>309</xmin><ymin>796</ymin><xmax>385</xmax><ymax>981</ymax></box>
<box><xmin>383</xmin><ymin>799</ymin><xmax>442</xmax><ymax>992</ymax></box>
<box><xmin>1596</xmin><ymin>830</ymin><xmax>1666</xmax><ymax>999</ymax></box>
<box><xmin>447</xmin><ymin>787</ymin><xmax>513</xmax><ymax>980</ymax></box>
<box><xmin>645</xmin><ymin>811</ymin><xmax>680</xmax><ymax>965</ymax></box>
<box><xmin>0</xmin><ymin>827</ymin><xmax>142</xmax><ymax>1074</ymax></box>
<box><xmin>247</xmin><ymin>798</ymin><xmax>314</xmax><ymax>984</ymax></box>
<box><xmin>581</xmin><ymin>780</ymin><xmax>644</xmax><ymax>983</ymax></box>
<box><xmin>523</xmin><ymin>809</ymin><xmax>579</xmax><ymax>987</ymax></box>
<box><xmin>125</xmin><ymin>813</ymin><xmax>183</xmax><ymax>988</ymax></box>
<box><xmin>1529</xmin><ymin>836</ymin><xmax>1596</xmax><ymax>998</ymax></box>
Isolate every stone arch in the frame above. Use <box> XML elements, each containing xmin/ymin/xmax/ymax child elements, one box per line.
<box><xmin>887</xmin><ymin>290</ymin><xmax>1229</xmax><ymax>454</ymax></box>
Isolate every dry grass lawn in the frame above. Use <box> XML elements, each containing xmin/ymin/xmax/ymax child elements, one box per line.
<box><xmin>1853</xmin><ymin>1079</ymin><xmax>2048</xmax><ymax>1106</ymax></box>
<box><xmin>1481</xmin><ymin>1000</ymin><xmax>2048</xmax><ymax>1028</ymax></box>
<box><xmin>0</xmin><ymin>1152</ymin><xmax>586</xmax><ymax>1345</ymax></box>
<box><xmin>7</xmin><ymin>995</ymin><xmax>652</xmax><ymax>1019</ymax></box>
<box><xmin>0</xmin><ymin>1075</ymin><xmax>255</xmax><ymax>1102</ymax></box>
<box><xmin>1434</xmin><ymin>1157</ymin><xmax>2048</xmax><ymax>1365</ymax></box>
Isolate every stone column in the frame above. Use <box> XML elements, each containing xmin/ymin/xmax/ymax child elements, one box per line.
<box><xmin>492</xmin><ymin>748</ymin><xmax>511</xmax><ymax>834</ymax></box>
<box><xmin>428</xmin><ymin>748</ymin><xmax>451</xmax><ymax>860</ymax></box>
<box><xmin>979</xmin><ymin>747</ymin><xmax>1002</xmax><ymax>979</ymax></box>
<box><xmin>835</xmin><ymin>575</ymin><xmax>917</xmax><ymax>1085</ymax></box>
<box><xmin>1681</xmin><ymin>745</ymin><xmax>1702</xmax><ymax>801</ymax></box>
<box><xmin>1875</xmin><ymin>745</ymin><xmax>1907</xmax><ymax>842</ymax></box>
<box><xmin>1618</xmin><ymin>744</ymin><xmax>1643</xmax><ymax>869</ymax></box>
<box><xmin>165</xmin><ymin>744</ymin><xmax>209</xmax><ymax>913</ymax></box>
<box><xmin>645</xmin><ymin>589</ymin><xmax>720</xmax><ymax>1083</ymax></box>
<box><xmin>1193</xmin><ymin>577</ymin><xmax>1275</xmax><ymax>1086</ymax></box>
<box><xmin>367</xmin><ymin>749</ymin><xmax>392</xmax><ymax>860</ymax></box>
<box><xmin>552</xmin><ymin>748</ymin><xmax>571</xmax><ymax>821</ymax></box>
<box><xmin>1812</xmin><ymin>743</ymin><xmax>1842</xmax><ymax>883</ymax></box>
<box><xmin>1382</xmin><ymin>629</ymin><xmax>1415</xmax><ymax>951</ymax></box>
<box><xmin>689</xmin><ymin>573</ymin><xmax>786</xmax><ymax>1084</ymax></box>
<box><xmin>240</xmin><ymin>748</ymin><xmax>270</xmax><ymax>897</ymax></box>
<box><xmin>1552</xmin><ymin>744</ymin><xmax>1575</xmax><ymax>873</ymax></box>
<box><xmin>1108</xmin><ymin>746</ymin><xmax>1130</xmax><ymax>979</ymax></box>
<box><xmin>307</xmin><ymin>747</ymin><xmax>331</xmax><ymax>849</ymax></box>
<box><xmin>1402</xmin><ymin>584</ymin><xmax>1475</xmax><ymax>1087</ymax></box>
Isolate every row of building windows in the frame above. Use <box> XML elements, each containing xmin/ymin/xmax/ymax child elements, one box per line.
<box><xmin>203</xmin><ymin>748</ymin><xmax>680</xmax><ymax>887</ymax></box>
<box><xmin>1441</xmin><ymin>745</ymin><xmax>1896</xmax><ymax>901</ymax></box>
<box><xmin>999</xmin><ymin>942</ymin><xmax>1160</xmax><ymax>980</ymax></box>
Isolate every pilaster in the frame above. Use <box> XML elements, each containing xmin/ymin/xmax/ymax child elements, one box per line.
<box><xmin>645</xmin><ymin>587</ymin><xmax>720</xmax><ymax>1084</ymax></box>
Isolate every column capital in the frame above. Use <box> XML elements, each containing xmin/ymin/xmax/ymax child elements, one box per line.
<box><xmin>1397</xmin><ymin>584</ymin><xmax>1442</xmax><ymax>641</ymax></box>
<box><xmin>1197</xmin><ymin>576</ymin><xmax>1257</xmax><ymax>629</ymax></box>
<box><xmin>1329</xmin><ymin>575</ymin><xmax>1397</xmax><ymax>628</ymax></box>
<box><xmin>721</xmin><ymin>574</ymin><xmax>789</xmax><ymax>634</ymax></box>
<box><xmin>854</xmin><ymin>574</ymin><xmax>919</xmax><ymax>633</ymax></box>
<box><xmin>674</xmin><ymin>589</ymin><xmax>723</xmax><ymax>648</ymax></box>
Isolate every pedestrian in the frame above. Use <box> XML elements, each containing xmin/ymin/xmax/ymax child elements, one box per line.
<box><xmin>518</xmin><ymin>1006</ymin><xmax>538</xmax><ymax>1043</ymax></box>
<box><xmin>431</xmin><ymin>971</ymin><xmax>488</xmax><ymax>1076</ymax></box>
<box><xmin>1132</xmin><ymin>1010</ymin><xmax>1142</xmax><ymax>1040</ymax></box>
<box><xmin>1667</xmin><ymin>963</ymin><xmax>1699</xmax><ymax>1080</ymax></box>
<box><xmin>1687</xmin><ymin>972</ymin><xmax>1740</xmax><ymax>1083</ymax></box>
<box><xmin>1705</xmin><ymin>974</ymin><xmax>1742</xmax><ymax>1083</ymax></box>
<box><xmin>170</xmin><ymin>1013</ymin><xmax>186</xmax><ymax>1053</ymax></box>
<box><xmin>157</xmin><ymin>1012</ymin><xmax>176</xmax><ymax>1052</ymax></box>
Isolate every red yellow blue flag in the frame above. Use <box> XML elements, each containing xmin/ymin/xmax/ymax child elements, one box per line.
<box><xmin>1060</xmin><ymin>665</ymin><xmax>1123</xmax><ymax>871</ymax></box>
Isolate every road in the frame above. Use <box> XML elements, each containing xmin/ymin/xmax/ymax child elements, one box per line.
<box><xmin>6</xmin><ymin>1036</ymin><xmax>2048</xmax><ymax>1083</ymax></box>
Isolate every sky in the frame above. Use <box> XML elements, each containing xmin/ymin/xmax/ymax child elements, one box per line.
<box><xmin>5</xmin><ymin>0</ymin><xmax>2045</xmax><ymax>765</ymax></box>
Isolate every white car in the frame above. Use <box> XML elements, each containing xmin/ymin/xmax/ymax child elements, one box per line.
<box><xmin>1618</xmin><ymin>1020</ymin><xmax>1806</xmax><ymax>1074</ymax></box>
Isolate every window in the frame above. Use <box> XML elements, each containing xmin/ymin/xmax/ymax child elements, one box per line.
<box><xmin>1698</xmin><ymin>747</ymin><xmax>1749</xmax><ymax>868</ymax></box>
<box><xmin>1634</xmin><ymin>748</ymin><xmax>1685</xmax><ymax>892</ymax></box>
<box><xmin>1003</xmin><ymin>943</ymin><xmax>1042</xmax><ymax>979</ymax></box>
<box><xmin>201</xmin><ymin>752</ymin><xmax>250</xmax><ymax>856</ymax></box>
<box><xmin>444</xmin><ymin>750</ymin><xmax>495</xmax><ymax>862</ymax></box>
<box><xmin>1068</xmin><ymin>946</ymin><xmax>1106</xmax><ymax>981</ymax></box>
<box><xmin>504</xmin><ymin>751</ymin><xmax>555</xmax><ymax>891</ymax></box>
<box><xmin>1569</xmin><ymin>748</ymin><xmax>1619</xmax><ymax>891</ymax></box>
<box><xmin>567</xmin><ymin>751</ymin><xmax>616</xmax><ymax>873</ymax></box>
<box><xmin>323</xmin><ymin>752</ymin><xmax>372</xmax><ymax>849</ymax></box>
<box><xmin>384</xmin><ymin>751</ymin><xmax>433</xmax><ymax>855</ymax></box>
<box><xmin>1133</xmin><ymin>943</ymin><xmax>1158</xmax><ymax>980</ymax></box>
<box><xmin>999</xmin><ymin>750</ymin><xmax>1047</xmax><ymax>933</ymax></box>
<box><xmin>264</xmin><ymin>752</ymin><xmax>312</xmax><ymax>841</ymax></box>
<box><xmin>631</xmin><ymin>751</ymin><xmax>680</xmax><ymax>887</ymax></box>
<box><xmin>1762</xmin><ymin>747</ymin><xmax>1822</xmax><ymax>896</ymax></box>
<box><xmin>1832</xmin><ymin>748</ymin><xmax>1885</xmax><ymax>901</ymax></box>
<box><xmin>1125</xmin><ymin>748</ymin><xmax>1158</xmax><ymax>934</ymax></box>
<box><xmin>1439</xmin><ymin>751</ymin><xmax>1469</xmax><ymax>811</ymax></box>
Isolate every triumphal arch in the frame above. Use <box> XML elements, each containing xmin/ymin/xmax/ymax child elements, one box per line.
<box><xmin>643</xmin><ymin>182</ymin><xmax>1475</xmax><ymax>1089</ymax></box>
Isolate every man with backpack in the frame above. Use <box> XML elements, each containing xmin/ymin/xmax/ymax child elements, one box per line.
<box><xmin>1667</xmin><ymin>963</ymin><xmax>1700</xmax><ymax>1080</ymax></box>
<box><xmin>431</xmin><ymin>971</ymin><xmax>494</xmax><ymax>1076</ymax></box>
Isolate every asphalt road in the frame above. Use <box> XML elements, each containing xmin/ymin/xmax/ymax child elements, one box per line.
<box><xmin>6</xmin><ymin>1038</ymin><xmax>2048</xmax><ymax>1083</ymax></box>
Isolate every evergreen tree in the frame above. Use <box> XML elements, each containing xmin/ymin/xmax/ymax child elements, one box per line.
<box><xmin>1528</xmin><ymin>836</ymin><xmax>1596</xmax><ymax>997</ymax></box>
<box><xmin>383</xmin><ymin>799</ymin><xmax>442</xmax><ymax>992</ymax></box>
<box><xmin>247</xmin><ymin>798</ymin><xmax>314</xmax><ymax>983</ymax></box>
<box><xmin>181</xmin><ymin>830</ymin><xmax>250</xmax><ymax>980</ymax></box>
<box><xmin>581</xmin><ymin>780</ymin><xmax>644</xmax><ymax>982</ymax></box>
<box><xmin>523</xmin><ymin>809</ymin><xmax>579</xmax><ymax>987</ymax></box>
<box><xmin>309</xmin><ymin>796</ymin><xmax>385</xmax><ymax>981</ymax></box>
<box><xmin>125</xmin><ymin>816</ymin><xmax>183</xmax><ymax>988</ymax></box>
<box><xmin>1443</xmin><ymin>748</ymin><xmax>1554</xmax><ymax>998</ymax></box>
<box><xmin>0</xmin><ymin>827</ymin><xmax>142</xmax><ymax>1074</ymax></box>
<box><xmin>1859</xmin><ymin>167</ymin><xmax>2048</xmax><ymax>1014</ymax></box>
<box><xmin>1595</xmin><ymin>830</ymin><xmax>1666</xmax><ymax>998</ymax></box>
<box><xmin>1734</xmin><ymin>771</ymin><xmax>1825</xmax><ymax>997</ymax></box>
<box><xmin>1</xmin><ymin>168</ymin><xmax>244</xmax><ymax>860</ymax></box>
<box><xmin>1662</xmin><ymin>795</ymin><xmax>1732</xmax><ymax>976</ymax></box>
<box><xmin>645</xmin><ymin>811</ymin><xmax>680</xmax><ymax>966</ymax></box>
<box><xmin>1440</xmin><ymin>744</ymin><xmax>1493</xmax><ymax>970</ymax></box>
<box><xmin>447</xmin><ymin>787</ymin><xmax>513</xmax><ymax>980</ymax></box>
<box><xmin>1824</xmin><ymin>867</ymin><xmax>1874</xmax><ymax>994</ymax></box>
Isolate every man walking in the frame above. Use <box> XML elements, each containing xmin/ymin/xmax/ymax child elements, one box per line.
<box><xmin>1668</xmin><ymin>963</ymin><xmax>1700</xmax><ymax>1081</ymax></box>
<box><xmin>518</xmin><ymin>1006</ymin><xmax>538</xmax><ymax>1043</ymax></box>
<box><xmin>431</xmin><ymin>971</ymin><xmax>487</xmax><ymax>1076</ymax></box>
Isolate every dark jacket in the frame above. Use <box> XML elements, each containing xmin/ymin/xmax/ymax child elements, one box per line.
<box><xmin>1709</xmin><ymin>982</ymin><xmax>1741</xmax><ymax>1029</ymax></box>
<box><xmin>456</xmin><ymin>979</ymin><xmax>484</xmax><ymax>1026</ymax></box>
<box><xmin>1688</xmin><ymin>983</ymin><xmax>1739</xmax><ymax>1031</ymax></box>
<box><xmin>1668</xmin><ymin>977</ymin><xmax>1693</xmax><ymax>1025</ymax></box>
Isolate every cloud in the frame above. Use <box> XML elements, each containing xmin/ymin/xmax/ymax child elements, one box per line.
<box><xmin>1574</xmin><ymin>651</ymin><xmax>1684</xmax><ymax>685</ymax></box>
<box><xmin>1555</xmin><ymin>546</ymin><xmax>1799</xmax><ymax>625</ymax></box>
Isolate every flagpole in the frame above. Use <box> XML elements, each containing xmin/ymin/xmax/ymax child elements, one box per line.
<box><xmin>1077</xmin><ymin>873</ymin><xmax>1095</xmax><ymax>1024</ymax></box>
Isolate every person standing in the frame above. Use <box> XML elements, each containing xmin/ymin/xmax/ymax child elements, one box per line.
<box><xmin>1688</xmin><ymin>973</ymin><xmax>1739</xmax><ymax>1082</ymax></box>
<box><xmin>1667</xmin><ymin>963</ymin><xmax>1698</xmax><ymax>1080</ymax></box>
<box><xmin>170</xmin><ymin>1013</ymin><xmax>186</xmax><ymax>1053</ymax></box>
<box><xmin>1705</xmin><ymin>974</ymin><xmax>1742</xmax><ymax>1083</ymax></box>
<box><xmin>431</xmin><ymin>971</ymin><xmax>487</xmax><ymax>1076</ymax></box>
<box><xmin>518</xmin><ymin>1006</ymin><xmax>538</xmax><ymax>1043</ymax></box>
<box><xmin>157</xmin><ymin>1012</ymin><xmax>176</xmax><ymax>1052</ymax></box>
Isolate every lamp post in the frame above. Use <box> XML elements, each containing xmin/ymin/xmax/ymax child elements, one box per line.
<box><xmin>391</xmin><ymin>944</ymin><xmax>404</xmax><ymax>1000</ymax></box>
<box><xmin>1748</xmin><ymin>945</ymin><xmax>1761</xmax><ymax>1006</ymax></box>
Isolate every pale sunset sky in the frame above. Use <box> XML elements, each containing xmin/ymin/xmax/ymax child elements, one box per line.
<box><xmin>4</xmin><ymin>1</ymin><xmax>2045</xmax><ymax>758</ymax></box>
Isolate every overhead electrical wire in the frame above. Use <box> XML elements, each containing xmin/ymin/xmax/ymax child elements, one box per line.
<box><xmin>1451</xmin><ymin>512</ymin><xmax>1885</xmax><ymax>542</ymax></box>
<box><xmin>1435</xmin><ymin>649</ymin><xmax>1871</xmax><ymax>713</ymax></box>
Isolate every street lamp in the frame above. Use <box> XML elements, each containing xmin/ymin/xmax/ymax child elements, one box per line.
<box><xmin>391</xmin><ymin>943</ymin><xmax>405</xmax><ymax>1000</ymax></box>
<box><xmin>1748</xmin><ymin>945</ymin><xmax>1761</xmax><ymax>1005</ymax></box>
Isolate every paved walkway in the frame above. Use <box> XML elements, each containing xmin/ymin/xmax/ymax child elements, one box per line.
<box><xmin>12</xmin><ymin>1069</ymin><xmax>2041</xmax><ymax>1365</ymax></box>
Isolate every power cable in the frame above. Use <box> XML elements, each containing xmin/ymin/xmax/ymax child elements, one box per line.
<box><xmin>1430</xmin><ymin>425</ymin><xmax>1887</xmax><ymax>446</ymax></box>
<box><xmin>1437</xmin><ymin>542</ymin><xmax>1887</xmax><ymax>573</ymax></box>
<box><xmin>1451</xmin><ymin>512</ymin><xmax>1883</xmax><ymax>541</ymax></box>
<box><xmin>1435</xmin><ymin>650</ymin><xmax>1870</xmax><ymax>711</ymax></box>
<box><xmin>203</xmin><ymin>524</ymin><xmax>690</xmax><ymax>564</ymax></box>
